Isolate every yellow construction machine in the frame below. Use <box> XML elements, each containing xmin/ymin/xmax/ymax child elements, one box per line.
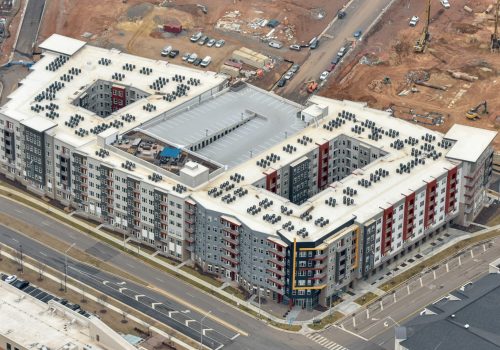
<box><xmin>414</xmin><ymin>0</ymin><xmax>431</xmax><ymax>53</ymax></box>
<box><xmin>466</xmin><ymin>101</ymin><xmax>488</xmax><ymax>120</ymax></box>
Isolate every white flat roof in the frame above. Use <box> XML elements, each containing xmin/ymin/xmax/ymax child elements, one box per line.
<box><xmin>21</xmin><ymin>116</ymin><xmax>57</xmax><ymax>132</ymax></box>
<box><xmin>0</xmin><ymin>282</ymin><xmax>108</xmax><ymax>350</ymax></box>
<box><xmin>444</xmin><ymin>124</ymin><xmax>497</xmax><ymax>162</ymax></box>
<box><xmin>39</xmin><ymin>33</ymin><xmax>87</xmax><ymax>56</ymax></box>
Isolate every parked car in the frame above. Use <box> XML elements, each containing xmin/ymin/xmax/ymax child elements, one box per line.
<box><xmin>160</xmin><ymin>45</ymin><xmax>172</xmax><ymax>56</ymax></box>
<box><xmin>12</xmin><ymin>279</ymin><xmax>29</xmax><ymax>290</ymax></box>
<box><xmin>331</xmin><ymin>56</ymin><xmax>341</xmax><ymax>65</ymax></box>
<box><xmin>284</xmin><ymin>71</ymin><xmax>294</xmax><ymax>80</ymax></box>
<box><xmin>319</xmin><ymin>71</ymin><xmax>329</xmax><ymax>81</ymax></box>
<box><xmin>440</xmin><ymin>0</ymin><xmax>450</xmax><ymax>8</ymax></box>
<box><xmin>182</xmin><ymin>52</ymin><xmax>191</xmax><ymax>61</ymax></box>
<box><xmin>353</xmin><ymin>30</ymin><xmax>362</xmax><ymax>39</ymax></box>
<box><xmin>5</xmin><ymin>275</ymin><xmax>17</xmax><ymax>284</ymax></box>
<box><xmin>409</xmin><ymin>16</ymin><xmax>419</xmax><ymax>27</ymax></box>
<box><xmin>193</xmin><ymin>57</ymin><xmax>202</xmax><ymax>66</ymax></box>
<box><xmin>169</xmin><ymin>49</ymin><xmax>180</xmax><ymax>58</ymax></box>
<box><xmin>337</xmin><ymin>10</ymin><xmax>346</xmax><ymax>19</ymax></box>
<box><xmin>290</xmin><ymin>63</ymin><xmax>300</xmax><ymax>73</ymax></box>
<box><xmin>310</xmin><ymin>38</ymin><xmax>320</xmax><ymax>49</ymax></box>
<box><xmin>269</xmin><ymin>41</ymin><xmax>283</xmax><ymax>49</ymax></box>
<box><xmin>207</xmin><ymin>38</ymin><xmax>216</xmax><ymax>47</ymax></box>
<box><xmin>187</xmin><ymin>53</ymin><xmax>198</xmax><ymax>63</ymax></box>
<box><xmin>198</xmin><ymin>35</ymin><xmax>209</xmax><ymax>45</ymax></box>
<box><xmin>277</xmin><ymin>78</ymin><xmax>286</xmax><ymax>87</ymax></box>
<box><xmin>337</xmin><ymin>46</ymin><xmax>347</xmax><ymax>57</ymax></box>
<box><xmin>200</xmin><ymin>56</ymin><xmax>212</xmax><ymax>67</ymax></box>
<box><xmin>326</xmin><ymin>63</ymin><xmax>335</xmax><ymax>72</ymax></box>
<box><xmin>215</xmin><ymin>39</ymin><xmax>225</xmax><ymax>48</ymax></box>
<box><xmin>190</xmin><ymin>32</ymin><xmax>202</xmax><ymax>42</ymax></box>
<box><xmin>289</xmin><ymin>44</ymin><xmax>301</xmax><ymax>51</ymax></box>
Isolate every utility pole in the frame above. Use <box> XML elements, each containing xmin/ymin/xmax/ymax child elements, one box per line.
<box><xmin>18</xmin><ymin>244</ymin><xmax>23</xmax><ymax>274</ymax></box>
<box><xmin>200</xmin><ymin>310</ymin><xmax>212</xmax><ymax>350</ymax></box>
<box><xmin>64</xmin><ymin>243</ymin><xmax>76</xmax><ymax>292</ymax></box>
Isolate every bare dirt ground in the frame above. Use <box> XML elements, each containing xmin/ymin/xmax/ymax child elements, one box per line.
<box><xmin>320</xmin><ymin>0</ymin><xmax>500</xmax><ymax>149</ymax></box>
<box><xmin>0</xmin><ymin>0</ymin><xmax>24</xmax><ymax>64</ymax></box>
<box><xmin>39</xmin><ymin>0</ymin><xmax>346</xmax><ymax>74</ymax></box>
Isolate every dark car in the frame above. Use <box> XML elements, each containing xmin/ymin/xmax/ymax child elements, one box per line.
<box><xmin>169</xmin><ymin>49</ymin><xmax>180</xmax><ymax>58</ymax></box>
<box><xmin>12</xmin><ymin>279</ymin><xmax>29</xmax><ymax>290</ymax></box>
<box><xmin>193</xmin><ymin>58</ymin><xmax>203</xmax><ymax>66</ymax></box>
<box><xmin>310</xmin><ymin>38</ymin><xmax>320</xmax><ymax>49</ymax></box>
<box><xmin>338</xmin><ymin>10</ymin><xmax>346</xmax><ymax>19</ymax></box>
<box><xmin>277</xmin><ymin>78</ymin><xmax>286</xmax><ymax>87</ymax></box>
<box><xmin>331</xmin><ymin>56</ymin><xmax>341</xmax><ymax>65</ymax></box>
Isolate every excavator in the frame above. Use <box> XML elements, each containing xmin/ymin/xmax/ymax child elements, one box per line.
<box><xmin>414</xmin><ymin>0</ymin><xmax>431</xmax><ymax>53</ymax></box>
<box><xmin>305</xmin><ymin>80</ymin><xmax>318</xmax><ymax>93</ymax></box>
<box><xmin>466</xmin><ymin>101</ymin><xmax>488</xmax><ymax>120</ymax></box>
<box><xmin>491</xmin><ymin>0</ymin><xmax>500</xmax><ymax>51</ymax></box>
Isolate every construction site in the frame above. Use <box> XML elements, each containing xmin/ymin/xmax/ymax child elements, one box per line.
<box><xmin>38</xmin><ymin>0</ymin><xmax>344</xmax><ymax>72</ymax></box>
<box><xmin>321</xmin><ymin>0</ymin><xmax>500</xmax><ymax>150</ymax></box>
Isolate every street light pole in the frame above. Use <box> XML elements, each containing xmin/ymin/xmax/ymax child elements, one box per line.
<box><xmin>64</xmin><ymin>243</ymin><xmax>76</xmax><ymax>292</ymax></box>
<box><xmin>200</xmin><ymin>310</ymin><xmax>212</xmax><ymax>350</ymax></box>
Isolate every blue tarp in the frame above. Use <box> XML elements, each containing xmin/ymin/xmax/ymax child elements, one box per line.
<box><xmin>160</xmin><ymin>147</ymin><xmax>181</xmax><ymax>158</ymax></box>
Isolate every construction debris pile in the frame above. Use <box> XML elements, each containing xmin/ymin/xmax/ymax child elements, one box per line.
<box><xmin>215</xmin><ymin>10</ymin><xmax>296</xmax><ymax>42</ymax></box>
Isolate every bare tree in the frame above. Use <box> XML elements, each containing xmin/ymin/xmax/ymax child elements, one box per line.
<box><xmin>98</xmin><ymin>293</ymin><xmax>108</xmax><ymax>313</ymax></box>
<box><xmin>121</xmin><ymin>310</ymin><xmax>129</xmax><ymax>324</ymax></box>
<box><xmin>80</xmin><ymin>285</ymin><xmax>87</xmax><ymax>303</ymax></box>
<box><xmin>37</xmin><ymin>261</ymin><xmax>46</xmax><ymax>281</ymax></box>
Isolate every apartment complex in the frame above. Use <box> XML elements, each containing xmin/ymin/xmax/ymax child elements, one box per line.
<box><xmin>0</xmin><ymin>35</ymin><xmax>496</xmax><ymax>309</ymax></box>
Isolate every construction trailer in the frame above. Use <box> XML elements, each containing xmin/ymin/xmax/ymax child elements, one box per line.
<box><xmin>414</xmin><ymin>0</ymin><xmax>431</xmax><ymax>53</ymax></box>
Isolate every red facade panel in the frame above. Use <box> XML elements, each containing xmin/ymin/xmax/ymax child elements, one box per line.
<box><xmin>445</xmin><ymin>167</ymin><xmax>458</xmax><ymax>214</ymax></box>
<box><xmin>381</xmin><ymin>206</ymin><xmax>394</xmax><ymax>256</ymax></box>
<box><xmin>317</xmin><ymin>142</ymin><xmax>329</xmax><ymax>190</ymax></box>
<box><xmin>265</xmin><ymin>170</ymin><xmax>278</xmax><ymax>193</ymax></box>
<box><xmin>403</xmin><ymin>192</ymin><xmax>416</xmax><ymax>241</ymax></box>
<box><xmin>424</xmin><ymin>179</ymin><xmax>437</xmax><ymax>229</ymax></box>
<box><xmin>111</xmin><ymin>85</ymin><xmax>126</xmax><ymax>112</ymax></box>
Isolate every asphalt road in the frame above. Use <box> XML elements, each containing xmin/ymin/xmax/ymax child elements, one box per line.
<box><xmin>0</xmin><ymin>197</ymin><xmax>330</xmax><ymax>350</ymax></box>
<box><xmin>280</xmin><ymin>0</ymin><xmax>393</xmax><ymax>102</ymax></box>
<box><xmin>14</xmin><ymin>0</ymin><xmax>45</xmax><ymax>57</ymax></box>
<box><xmin>331</xmin><ymin>237</ymin><xmax>500</xmax><ymax>349</ymax></box>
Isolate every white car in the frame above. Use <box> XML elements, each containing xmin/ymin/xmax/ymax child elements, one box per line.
<box><xmin>187</xmin><ymin>53</ymin><xmax>198</xmax><ymax>63</ymax></box>
<box><xmin>160</xmin><ymin>45</ymin><xmax>172</xmax><ymax>57</ymax></box>
<box><xmin>182</xmin><ymin>52</ymin><xmax>191</xmax><ymax>61</ymax></box>
<box><xmin>268</xmin><ymin>41</ymin><xmax>283</xmax><ymax>49</ymax></box>
<box><xmin>319</xmin><ymin>71</ymin><xmax>329</xmax><ymax>81</ymax></box>
<box><xmin>206</xmin><ymin>38</ymin><xmax>216</xmax><ymax>47</ymax></box>
<box><xmin>409</xmin><ymin>16</ymin><xmax>419</xmax><ymax>27</ymax></box>
<box><xmin>440</xmin><ymin>0</ymin><xmax>450</xmax><ymax>8</ymax></box>
<box><xmin>5</xmin><ymin>275</ymin><xmax>17</xmax><ymax>284</ymax></box>
<box><xmin>215</xmin><ymin>39</ymin><xmax>225</xmax><ymax>48</ymax></box>
<box><xmin>284</xmin><ymin>71</ymin><xmax>294</xmax><ymax>80</ymax></box>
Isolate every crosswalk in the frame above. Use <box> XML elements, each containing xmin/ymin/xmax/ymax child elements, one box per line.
<box><xmin>305</xmin><ymin>333</ymin><xmax>349</xmax><ymax>350</ymax></box>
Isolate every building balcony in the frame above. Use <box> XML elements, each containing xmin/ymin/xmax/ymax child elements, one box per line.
<box><xmin>310</xmin><ymin>272</ymin><xmax>326</xmax><ymax>280</ymax></box>
<box><xmin>221</xmin><ymin>255</ymin><xmax>239</xmax><ymax>265</ymax></box>
<box><xmin>268</xmin><ymin>257</ymin><xmax>285</xmax><ymax>267</ymax></box>
<box><xmin>269</xmin><ymin>249</ymin><xmax>286</xmax><ymax>258</ymax></box>
<box><xmin>185</xmin><ymin>225</ymin><xmax>194</xmax><ymax>234</ymax></box>
<box><xmin>222</xmin><ymin>235</ymin><xmax>239</xmax><ymax>246</ymax></box>
<box><xmin>267</xmin><ymin>276</ymin><xmax>284</xmax><ymax>287</ymax></box>
<box><xmin>267</xmin><ymin>283</ymin><xmax>284</xmax><ymax>295</ymax></box>
<box><xmin>186</xmin><ymin>244</ymin><xmax>195</xmax><ymax>252</ymax></box>
<box><xmin>222</xmin><ymin>226</ymin><xmax>240</xmax><ymax>236</ymax></box>
<box><xmin>185</xmin><ymin>235</ymin><xmax>195</xmax><ymax>243</ymax></box>
<box><xmin>185</xmin><ymin>208</ymin><xmax>195</xmax><ymax>215</ymax></box>
<box><xmin>266</xmin><ymin>266</ymin><xmax>285</xmax><ymax>277</ymax></box>
<box><xmin>222</xmin><ymin>245</ymin><xmax>239</xmax><ymax>255</ymax></box>
<box><xmin>312</xmin><ymin>253</ymin><xmax>327</xmax><ymax>261</ymax></box>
